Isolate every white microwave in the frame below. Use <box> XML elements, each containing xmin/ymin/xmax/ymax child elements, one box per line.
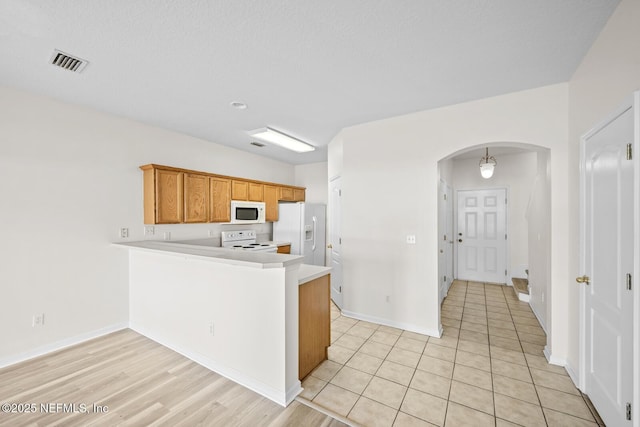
<box><xmin>230</xmin><ymin>200</ymin><xmax>266</xmax><ymax>224</ymax></box>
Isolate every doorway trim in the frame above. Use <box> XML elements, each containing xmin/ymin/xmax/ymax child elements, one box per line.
<box><xmin>578</xmin><ymin>91</ymin><xmax>639</xmax><ymax>426</ymax></box>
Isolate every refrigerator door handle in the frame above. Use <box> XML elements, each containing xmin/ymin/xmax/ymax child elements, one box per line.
<box><xmin>312</xmin><ymin>216</ymin><xmax>317</xmax><ymax>251</ymax></box>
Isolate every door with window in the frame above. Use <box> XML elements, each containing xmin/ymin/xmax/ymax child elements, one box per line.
<box><xmin>580</xmin><ymin>104</ymin><xmax>634</xmax><ymax>427</ymax></box>
<box><xmin>456</xmin><ymin>188</ymin><xmax>507</xmax><ymax>283</ymax></box>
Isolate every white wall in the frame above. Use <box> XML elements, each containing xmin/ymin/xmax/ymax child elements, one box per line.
<box><xmin>451</xmin><ymin>151</ymin><xmax>537</xmax><ymax>280</ymax></box>
<box><xmin>0</xmin><ymin>86</ymin><xmax>295</xmax><ymax>365</ymax></box>
<box><xmin>331</xmin><ymin>83</ymin><xmax>569</xmax><ymax>348</ymax></box>
<box><xmin>526</xmin><ymin>150</ymin><xmax>551</xmax><ymax>331</ymax></box>
<box><xmin>294</xmin><ymin>162</ymin><xmax>328</xmax><ymax>205</ymax></box>
<box><xmin>567</xmin><ymin>0</ymin><xmax>640</xmax><ymax>380</ymax></box>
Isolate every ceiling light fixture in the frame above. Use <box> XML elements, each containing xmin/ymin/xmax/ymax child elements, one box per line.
<box><xmin>249</xmin><ymin>127</ymin><xmax>315</xmax><ymax>153</ymax></box>
<box><xmin>479</xmin><ymin>147</ymin><xmax>497</xmax><ymax>179</ymax></box>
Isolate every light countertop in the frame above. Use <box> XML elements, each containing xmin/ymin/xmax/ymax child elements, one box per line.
<box><xmin>115</xmin><ymin>241</ymin><xmax>304</xmax><ymax>269</ymax></box>
<box><xmin>298</xmin><ymin>264</ymin><xmax>331</xmax><ymax>284</ymax></box>
<box><xmin>260</xmin><ymin>240</ymin><xmax>291</xmax><ymax>247</ymax></box>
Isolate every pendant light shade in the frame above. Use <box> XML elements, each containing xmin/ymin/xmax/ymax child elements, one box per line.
<box><xmin>479</xmin><ymin>147</ymin><xmax>497</xmax><ymax>179</ymax></box>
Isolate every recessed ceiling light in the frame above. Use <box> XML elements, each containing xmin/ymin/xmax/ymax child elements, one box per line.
<box><xmin>230</xmin><ymin>101</ymin><xmax>248</xmax><ymax>110</ymax></box>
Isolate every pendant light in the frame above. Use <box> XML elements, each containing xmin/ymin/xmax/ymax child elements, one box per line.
<box><xmin>479</xmin><ymin>147</ymin><xmax>497</xmax><ymax>179</ymax></box>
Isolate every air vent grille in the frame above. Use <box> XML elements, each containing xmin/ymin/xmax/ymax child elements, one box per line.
<box><xmin>49</xmin><ymin>50</ymin><xmax>88</xmax><ymax>73</ymax></box>
<box><xmin>251</xmin><ymin>142</ymin><xmax>265</xmax><ymax>147</ymax></box>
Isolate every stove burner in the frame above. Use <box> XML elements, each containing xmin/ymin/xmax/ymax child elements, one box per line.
<box><xmin>233</xmin><ymin>245</ymin><xmax>243</xmax><ymax>248</ymax></box>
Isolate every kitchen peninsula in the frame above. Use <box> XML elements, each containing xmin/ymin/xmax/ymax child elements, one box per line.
<box><xmin>118</xmin><ymin>241</ymin><xmax>330</xmax><ymax>407</ymax></box>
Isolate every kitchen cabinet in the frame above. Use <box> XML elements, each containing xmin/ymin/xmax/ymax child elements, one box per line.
<box><xmin>299</xmin><ymin>273</ymin><xmax>330</xmax><ymax>380</ymax></box>
<box><xmin>209</xmin><ymin>177</ymin><xmax>231</xmax><ymax>222</ymax></box>
<box><xmin>184</xmin><ymin>173</ymin><xmax>209</xmax><ymax>223</ymax></box>
<box><xmin>279</xmin><ymin>186</ymin><xmax>294</xmax><ymax>201</ymax></box>
<box><xmin>142</xmin><ymin>166</ymin><xmax>184</xmax><ymax>224</ymax></box>
<box><xmin>140</xmin><ymin>164</ymin><xmax>305</xmax><ymax>224</ymax></box>
<box><xmin>276</xmin><ymin>244</ymin><xmax>291</xmax><ymax>254</ymax></box>
<box><xmin>248</xmin><ymin>182</ymin><xmax>264</xmax><ymax>202</ymax></box>
<box><xmin>293</xmin><ymin>188</ymin><xmax>305</xmax><ymax>202</ymax></box>
<box><xmin>264</xmin><ymin>185</ymin><xmax>279</xmax><ymax>222</ymax></box>
<box><xmin>231</xmin><ymin>180</ymin><xmax>249</xmax><ymax>200</ymax></box>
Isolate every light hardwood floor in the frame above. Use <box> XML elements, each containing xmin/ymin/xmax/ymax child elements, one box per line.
<box><xmin>0</xmin><ymin>329</ymin><xmax>347</xmax><ymax>427</ymax></box>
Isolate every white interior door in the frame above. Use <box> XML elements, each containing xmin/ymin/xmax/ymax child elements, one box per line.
<box><xmin>457</xmin><ymin>188</ymin><xmax>507</xmax><ymax>283</ymax></box>
<box><xmin>439</xmin><ymin>180</ymin><xmax>454</xmax><ymax>302</ymax></box>
<box><xmin>329</xmin><ymin>177</ymin><xmax>343</xmax><ymax>309</ymax></box>
<box><xmin>581</xmin><ymin>106</ymin><xmax>634</xmax><ymax>426</ymax></box>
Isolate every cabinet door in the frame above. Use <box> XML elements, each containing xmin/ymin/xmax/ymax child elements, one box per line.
<box><xmin>248</xmin><ymin>183</ymin><xmax>264</xmax><ymax>202</ymax></box>
<box><xmin>155</xmin><ymin>169</ymin><xmax>184</xmax><ymax>223</ymax></box>
<box><xmin>279</xmin><ymin>186</ymin><xmax>294</xmax><ymax>201</ymax></box>
<box><xmin>264</xmin><ymin>185</ymin><xmax>279</xmax><ymax>222</ymax></box>
<box><xmin>210</xmin><ymin>177</ymin><xmax>231</xmax><ymax>222</ymax></box>
<box><xmin>293</xmin><ymin>188</ymin><xmax>305</xmax><ymax>202</ymax></box>
<box><xmin>277</xmin><ymin>244</ymin><xmax>291</xmax><ymax>254</ymax></box>
<box><xmin>231</xmin><ymin>180</ymin><xmax>248</xmax><ymax>200</ymax></box>
<box><xmin>184</xmin><ymin>173</ymin><xmax>209</xmax><ymax>223</ymax></box>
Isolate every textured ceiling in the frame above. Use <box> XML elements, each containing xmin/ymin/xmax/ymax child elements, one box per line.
<box><xmin>0</xmin><ymin>0</ymin><xmax>619</xmax><ymax>164</ymax></box>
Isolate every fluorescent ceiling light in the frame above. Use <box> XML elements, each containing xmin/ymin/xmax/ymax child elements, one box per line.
<box><xmin>249</xmin><ymin>127</ymin><xmax>315</xmax><ymax>153</ymax></box>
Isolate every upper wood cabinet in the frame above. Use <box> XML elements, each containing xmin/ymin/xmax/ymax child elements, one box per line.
<box><xmin>231</xmin><ymin>180</ymin><xmax>248</xmax><ymax>200</ymax></box>
<box><xmin>210</xmin><ymin>177</ymin><xmax>231</xmax><ymax>222</ymax></box>
<box><xmin>248</xmin><ymin>183</ymin><xmax>264</xmax><ymax>202</ymax></box>
<box><xmin>264</xmin><ymin>185</ymin><xmax>279</xmax><ymax>222</ymax></box>
<box><xmin>293</xmin><ymin>188</ymin><xmax>305</xmax><ymax>202</ymax></box>
<box><xmin>145</xmin><ymin>167</ymin><xmax>183</xmax><ymax>224</ymax></box>
<box><xmin>279</xmin><ymin>186</ymin><xmax>294</xmax><ymax>201</ymax></box>
<box><xmin>184</xmin><ymin>173</ymin><xmax>209</xmax><ymax>223</ymax></box>
<box><xmin>140</xmin><ymin>164</ymin><xmax>305</xmax><ymax>224</ymax></box>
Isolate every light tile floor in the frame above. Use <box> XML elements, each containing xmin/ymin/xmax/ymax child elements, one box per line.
<box><xmin>297</xmin><ymin>280</ymin><xmax>605</xmax><ymax>427</ymax></box>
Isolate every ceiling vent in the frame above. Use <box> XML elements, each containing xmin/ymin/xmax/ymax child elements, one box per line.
<box><xmin>49</xmin><ymin>50</ymin><xmax>88</xmax><ymax>73</ymax></box>
<box><xmin>250</xmin><ymin>141</ymin><xmax>265</xmax><ymax>147</ymax></box>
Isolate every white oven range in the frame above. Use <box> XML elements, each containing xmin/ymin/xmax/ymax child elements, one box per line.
<box><xmin>220</xmin><ymin>230</ymin><xmax>278</xmax><ymax>253</ymax></box>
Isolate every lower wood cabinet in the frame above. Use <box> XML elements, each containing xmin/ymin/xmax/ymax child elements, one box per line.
<box><xmin>299</xmin><ymin>274</ymin><xmax>330</xmax><ymax>380</ymax></box>
<box><xmin>276</xmin><ymin>244</ymin><xmax>291</xmax><ymax>254</ymax></box>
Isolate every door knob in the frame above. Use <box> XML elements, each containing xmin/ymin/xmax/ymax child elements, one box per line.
<box><xmin>458</xmin><ymin>239</ymin><xmax>463</xmax><ymax>243</ymax></box>
<box><xmin>327</xmin><ymin>244</ymin><xmax>333</xmax><ymax>249</ymax></box>
<box><xmin>576</xmin><ymin>275</ymin><xmax>590</xmax><ymax>285</ymax></box>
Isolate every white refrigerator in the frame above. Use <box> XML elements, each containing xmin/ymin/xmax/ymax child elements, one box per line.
<box><xmin>273</xmin><ymin>202</ymin><xmax>326</xmax><ymax>266</ymax></box>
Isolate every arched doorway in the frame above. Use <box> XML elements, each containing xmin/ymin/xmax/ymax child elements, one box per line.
<box><xmin>437</xmin><ymin>142</ymin><xmax>552</xmax><ymax>331</ymax></box>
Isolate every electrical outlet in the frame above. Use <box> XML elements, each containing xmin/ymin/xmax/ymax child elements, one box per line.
<box><xmin>208</xmin><ymin>230</ymin><xmax>215</xmax><ymax>237</ymax></box>
<box><xmin>386</xmin><ymin>295</ymin><xmax>390</xmax><ymax>303</ymax></box>
<box><xmin>32</xmin><ymin>313</ymin><xmax>45</xmax><ymax>327</ymax></box>
<box><xmin>406</xmin><ymin>235</ymin><xmax>416</xmax><ymax>244</ymax></box>
<box><xmin>144</xmin><ymin>226</ymin><xmax>155</xmax><ymax>236</ymax></box>
<box><xmin>120</xmin><ymin>228</ymin><xmax>129</xmax><ymax>238</ymax></box>
<box><xmin>208</xmin><ymin>321</ymin><xmax>214</xmax><ymax>336</ymax></box>
<box><xmin>164</xmin><ymin>232</ymin><xmax>171</xmax><ymax>241</ymax></box>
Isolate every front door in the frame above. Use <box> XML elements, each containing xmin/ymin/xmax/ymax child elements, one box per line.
<box><xmin>581</xmin><ymin>105</ymin><xmax>634</xmax><ymax>426</ymax></box>
<box><xmin>457</xmin><ymin>188</ymin><xmax>507</xmax><ymax>283</ymax></box>
<box><xmin>329</xmin><ymin>177</ymin><xmax>343</xmax><ymax>309</ymax></box>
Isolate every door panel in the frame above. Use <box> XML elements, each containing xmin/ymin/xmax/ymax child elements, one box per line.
<box><xmin>457</xmin><ymin>189</ymin><xmax>507</xmax><ymax>283</ymax></box>
<box><xmin>582</xmin><ymin>106</ymin><xmax>633</xmax><ymax>426</ymax></box>
<box><xmin>438</xmin><ymin>181</ymin><xmax>454</xmax><ymax>302</ymax></box>
<box><xmin>329</xmin><ymin>177</ymin><xmax>343</xmax><ymax>309</ymax></box>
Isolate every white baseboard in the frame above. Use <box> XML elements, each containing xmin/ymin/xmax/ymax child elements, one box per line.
<box><xmin>340</xmin><ymin>310</ymin><xmax>441</xmax><ymax>338</ymax></box>
<box><xmin>517</xmin><ymin>292</ymin><xmax>531</xmax><ymax>303</ymax></box>
<box><xmin>130</xmin><ymin>322</ymin><xmax>296</xmax><ymax>407</ymax></box>
<box><xmin>543</xmin><ymin>346</ymin><xmax>567</xmax><ymax>367</ymax></box>
<box><xmin>0</xmin><ymin>322</ymin><xmax>129</xmax><ymax>369</ymax></box>
<box><xmin>564</xmin><ymin>360</ymin><xmax>581</xmax><ymax>391</ymax></box>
